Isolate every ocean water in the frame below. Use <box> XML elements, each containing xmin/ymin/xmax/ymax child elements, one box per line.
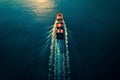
<box><xmin>0</xmin><ymin>0</ymin><xmax>120</xmax><ymax>80</ymax></box>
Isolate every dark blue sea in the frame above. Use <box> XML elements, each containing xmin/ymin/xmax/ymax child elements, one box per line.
<box><xmin>0</xmin><ymin>0</ymin><xmax>120</xmax><ymax>80</ymax></box>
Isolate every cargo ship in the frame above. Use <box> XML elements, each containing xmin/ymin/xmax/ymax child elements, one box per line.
<box><xmin>55</xmin><ymin>13</ymin><xmax>65</xmax><ymax>39</ymax></box>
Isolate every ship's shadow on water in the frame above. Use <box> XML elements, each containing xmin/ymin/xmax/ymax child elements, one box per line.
<box><xmin>0</xmin><ymin>0</ymin><xmax>120</xmax><ymax>80</ymax></box>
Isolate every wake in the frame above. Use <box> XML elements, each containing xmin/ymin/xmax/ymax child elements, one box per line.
<box><xmin>48</xmin><ymin>21</ymin><xmax>70</xmax><ymax>80</ymax></box>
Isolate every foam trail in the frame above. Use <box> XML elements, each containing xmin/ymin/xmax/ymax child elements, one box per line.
<box><xmin>64</xmin><ymin>23</ymin><xmax>70</xmax><ymax>80</ymax></box>
<box><xmin>48</xmin><ymin>24</ymin><xmax>56</xmax><ymax>80</ymax></box>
